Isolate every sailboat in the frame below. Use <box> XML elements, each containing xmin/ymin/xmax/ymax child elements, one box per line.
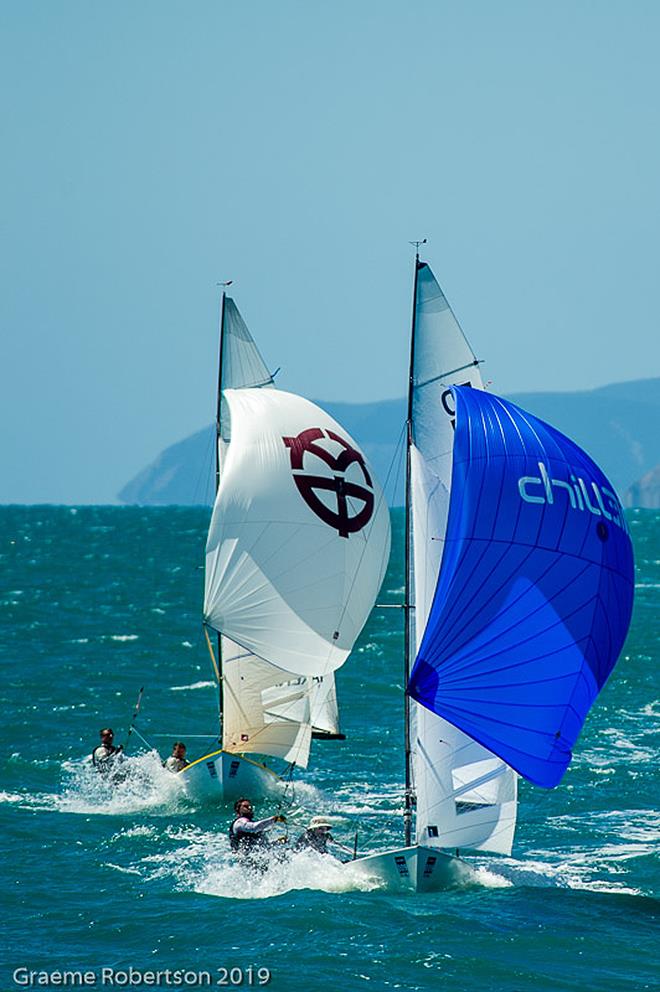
<box><xmin>350</xmin><ymin>254</ymin><xmax>634</xmax><ymax>891</ymax></box>
<box><xmin>180</xmin><ymin>291</ymin><xmax>391</xmax><ymax>801</ymax></box>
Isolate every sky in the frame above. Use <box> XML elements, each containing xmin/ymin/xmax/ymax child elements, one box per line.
<box><xmin>2</xmin><ymin>1</ymin><xmax>659</xmax><ymax>502</ymax></box>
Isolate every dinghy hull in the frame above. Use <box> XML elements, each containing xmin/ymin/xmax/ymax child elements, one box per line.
<box><xmin>349</xmin><ymin>845</ymin><xmax>473</xmax><ymax>892</ymax></box>
<box><xmin>178</xmin><ymin>749</ymin><xmax>282</xmax><ymax>803</ymax></box>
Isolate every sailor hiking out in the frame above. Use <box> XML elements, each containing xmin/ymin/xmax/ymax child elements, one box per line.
<box><xmin>293</xmin><ymin>816</ymin><xmax>354</xmax><ymax>859</ymax></box>
<box><xmin>91</xmin><ymin>728</ymin><xmax>124</xmax><ymax>777</ymax></box>
<box><xmin>229</xmin><ymin>798</ymin><xmax>286</xmax><ymax>864</ymax></box>
<box><xmin>163</xmin><ymin>741</ymin><xmax>189</xmax><ymax>773</ymax></box>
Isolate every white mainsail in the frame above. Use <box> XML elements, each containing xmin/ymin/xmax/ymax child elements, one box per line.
<box><xmin>410</xmin><ymin>263</ymin><xmax>518</xmax><ymax>855</ymax></box>
<box><xmin>206</xmin><ymin>295</ymin><xmax>390</xmax><ymax>768</ymax></box>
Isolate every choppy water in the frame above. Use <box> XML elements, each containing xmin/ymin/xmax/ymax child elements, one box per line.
<box><xmin>1</xmin><ymin>507</ymin><xmax>658</xmax><ymax>991</ymax></box>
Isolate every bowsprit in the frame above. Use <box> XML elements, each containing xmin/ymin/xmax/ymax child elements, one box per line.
<box><xmin>282</xmin><ymin>427</ymin><xmax>375</xmax><ymax>538</ymax></box>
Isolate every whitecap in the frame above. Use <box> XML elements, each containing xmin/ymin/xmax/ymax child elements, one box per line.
<box><xmin>103</xmin><ymin>863</ymin><xmax>143</xmax><ymax>876</ymax></box>
<box><xmin>111</xmin><ymin>825</ymin><xmax>158</xmax><ymax>842</ymax></box>
<box><xmin>170</xmin><ymin>681</ymin><xmax>215</xmax><ymax>692</ymax></box>
<box><xmin>56</xmin><ymin>751</ymin><xmax>186</xmax><ymax>816</ymax></box>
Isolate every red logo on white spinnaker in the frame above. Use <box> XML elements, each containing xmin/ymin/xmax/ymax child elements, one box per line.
<box><xmin>282</xmin><ymin>428</ymin><xmax>374</xmax><ymax>538</ymax></box>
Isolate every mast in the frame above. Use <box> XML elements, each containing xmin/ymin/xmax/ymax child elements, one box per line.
<box><xmin>213</xmin><ymin>291</ymin><xmax>226</xmax><ymax>730</ymax></box>
<box><xmin>215</xmin><ymin>291</ymin><xmax>226</xmax><ymax>492</ymax></box>
<box><xmin>403</xmin><ymin>249</ymin><xmax>422</xmax><ymax>847</ymax></box>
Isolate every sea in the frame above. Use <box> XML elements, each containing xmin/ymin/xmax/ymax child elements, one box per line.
<box><xmin>1</xmin><ymin>506</ymin><xmax>658</xmax><ymax>992</ymax></box>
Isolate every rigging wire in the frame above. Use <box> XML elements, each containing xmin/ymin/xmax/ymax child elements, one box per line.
<box><xmin>323</xmin><ymin>417</ymin><xmax>407</xmax><ymax>670</ymax></box>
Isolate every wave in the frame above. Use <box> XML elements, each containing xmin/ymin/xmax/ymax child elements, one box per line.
<box><xmin>170</xmin><ymin>681</ymin><xmax>215</xmax><ymax>691</ymax></box>
<box><xmin>0</xmin><ymin>752</ymin><xmax>188</xmax><ymax>816</ymax></box>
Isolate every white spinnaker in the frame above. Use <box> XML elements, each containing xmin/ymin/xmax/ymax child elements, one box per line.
<box><xmin>205</xmin><ymin>388</ymin><xmax>391</xmax><ymax>678</ymax></box>
<box><xmin>410</xmin><ymin>263</ymin><xmax>518</xmax><ymax>855</ymax></box>
<box><xmin>222</xmin><ymin>637</ymin><xmax>312</xmax><ymax>767</ymax></box>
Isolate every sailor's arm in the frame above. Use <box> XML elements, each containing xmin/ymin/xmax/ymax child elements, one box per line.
<box><xmin>233</xmin><ymin>815</ymin><xmax>284</xmax><ymax>835</ymax></box>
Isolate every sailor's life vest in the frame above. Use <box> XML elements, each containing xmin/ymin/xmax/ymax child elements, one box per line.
<box><xmin>229</xmin><ymin>818</ymin><xmax>270</xmax><ymax>855</ymax></box>
<box><xmin>92</xmin><ymin>744</ymin><xmax>123</xmax><ymax>773</ymax></box>
<box><xmin>164</xmin><ymin>756</ymin><xmax>188</xmax><ymax>773</ymax></box>
<box><xmin>293</xmin><ymin>830</ymin><xmax>331</xmax><ymax>854</ymax></box>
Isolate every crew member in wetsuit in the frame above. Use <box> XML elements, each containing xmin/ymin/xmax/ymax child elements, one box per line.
<box><xmin>163</xmin><ymin>741</ymin><xmax>189</xmax><ymax>772</ymax></box>
<box><xmin>229</xmin><ymin>798</ymin><xmax>286</xmax><ymax>861</ymax></box>
<box><xmin>293</xmin><ymin>816</ymin><xmax>352</xmax><ymax>857</ymax></box>
<box><xmin>91</xmin><ymin>727</ymin><xmax>124</xmax><ymax>776</ymax></box>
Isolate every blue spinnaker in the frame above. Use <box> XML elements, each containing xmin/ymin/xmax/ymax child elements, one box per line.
<box><xmin>407</xmin><ymin>388</ymin><xmax>634</xmax><ymax>788</ymax></box>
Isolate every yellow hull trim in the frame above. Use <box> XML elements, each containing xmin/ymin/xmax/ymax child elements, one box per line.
<box><xmin>178</xmin><ymin>749</ymin><xmax>282</xmax><ymax>781</ymax></box>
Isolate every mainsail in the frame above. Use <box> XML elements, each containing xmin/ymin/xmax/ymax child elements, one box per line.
<box><xmin>205</xmin><ymin>294</ymin><xmax>391</xmax><ymax>767</ymax></box>
<box><xmin>408</xmin><ymin>262</ymin><xmax>518</xmax><ymax>855</ymax></box>
<box><xmin>409</xmin><ymin>387</ymin><xmax>635</xmax><ymax>789</ymax></box>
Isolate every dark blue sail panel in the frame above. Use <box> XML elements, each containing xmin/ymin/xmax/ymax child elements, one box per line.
<box><xmin>408</xmin><ymin>388</ymin><xmax>634</xmax><ymax>789</ymax></box>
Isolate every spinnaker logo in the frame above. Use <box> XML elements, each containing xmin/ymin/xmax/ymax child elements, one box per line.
<box><xmin>282</xmin><ymin>427</ymin><xmax>374</xmax><ymax>538</ymax></box>
<box><xmin>518</xmin><ymin>461</ymin><xmax>627</xmax><ymax>533</ymax></box>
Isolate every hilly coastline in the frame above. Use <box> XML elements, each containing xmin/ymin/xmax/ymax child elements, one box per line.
<box><xmin>118</xmin><ymin>378</ymin><xmax>660</xmax><ymax>508</ymax></box>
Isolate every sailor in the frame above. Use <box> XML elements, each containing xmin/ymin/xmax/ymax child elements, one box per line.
<box><xmin>91</xmin><ymin>728</ymin><xmax>124</xmax><ymax>776</ymax></box>
<box><xmin>229</xmin><ymin>798</ymin><xmax>286</xmax><ymax>860</ymax></box>
<box><xmin>163</xmin><ymin>741</ymin><xmax>189</xmax><ymax>773</ymax></box>
<box><xmin>293</xmin><ymin>816</ymin><xmax>350</xmax><ymax>856</ymax></box>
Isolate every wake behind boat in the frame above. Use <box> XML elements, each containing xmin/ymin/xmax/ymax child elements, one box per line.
<box><xmin>178</xmin><ymin>290</ymin><xmax>391</xmax><ymax>801</ymax></box>
<box><xmin>350</xmin><ymin>253</ymin><xmax>634</xmax><ymax>892</ymax></box>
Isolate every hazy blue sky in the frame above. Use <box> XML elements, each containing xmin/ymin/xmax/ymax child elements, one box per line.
<box><xmin>2</xmin><ymin>2</ymin><xmax>659</xmax><ymax>502</ymax></box>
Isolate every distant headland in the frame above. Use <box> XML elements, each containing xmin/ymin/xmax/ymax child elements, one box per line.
<box><xmin>118</xmin><ymin>378</ymin><xmax>660</xmax><ymax>509</ymax></box>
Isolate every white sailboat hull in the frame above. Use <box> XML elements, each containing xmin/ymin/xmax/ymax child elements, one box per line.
<box><xmin>349</xmin><ymin>845</ymin><xmax>474</xmax><ymax>892</ymax></box>
<box><xmin>178</xmin><ymin>749</ymin><xmax>283</xmax><ymax>803</ymax></box>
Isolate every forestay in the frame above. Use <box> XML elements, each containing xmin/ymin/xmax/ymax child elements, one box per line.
<box><xmin>205</xmin><ymin>388</ymin><xmax>391</xmax><ymax>678</ymax></box>
<box><xmin>409</xmin><ymin>263</ymin><xmax>518</xmax><ymax>855</ymax></box>
<box><xmin>409</xmin><ymin>387</ymin><xmax>635</xmax><ymax>789</ymax></box>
